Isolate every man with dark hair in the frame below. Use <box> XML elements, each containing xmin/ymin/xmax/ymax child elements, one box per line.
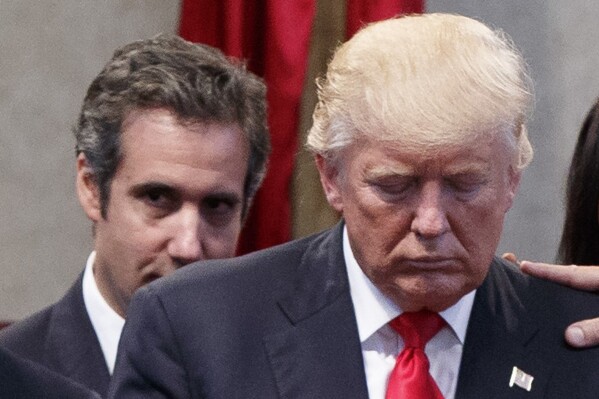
<box><xmin>0</xmin><ymin>34</ymin><xmax>269</xmax><ymax>396</ymax></box>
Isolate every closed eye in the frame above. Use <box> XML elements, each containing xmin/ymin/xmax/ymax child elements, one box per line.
<box><xmin>445</xmin><ymin>175</ymin><xmax>487</xmax><ymax>195</ymax></box>
<box><xmin>368</xmin><ymin>176</ymin><xmax>417</xmax><ymax>200</ymax></box>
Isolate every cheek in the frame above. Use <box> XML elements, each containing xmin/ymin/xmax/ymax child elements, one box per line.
<box><xmin>102</xmin><ymin>217</ymin><xmax>172</xmax><ymax>271</ymax></box>
<box><xmin>114</xmin><ymin>219</ymin><xmax>160</xmax><ymax>252</ymax></box>
<box><xmin>345</xmin><ymin>194</ymin><xmax>416</xmax><ymax>272</ymax></box>
<box><xmin>203</xmin><ymin>223</ymin><xmax>243</xmax><ymax>258</ymax></box>
<box><xmin>347</xmin><ymin>220</ymin><xmax>409</xmax><ymax>285</ymax></box>
<box><xmin>454</xmin><ymin>184</ymin><xmax>510</xmax><ymax>237</ymax></box>
<box><xmin>452</xmin><ymin>204</ymin><xmax>504</xmax><ymax>279</ymax></box>
<box><xmin>347</xmin><ymin>186</ymin><xmax>408</xmax><ymax>228</ymax></box>
<box><xmin>454</xmin><ymin>218</ymin><xmax>500</xmax><ymax>259</ymax></box>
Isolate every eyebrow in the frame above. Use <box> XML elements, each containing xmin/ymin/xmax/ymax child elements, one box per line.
<box><xmin>364</xmin><ymin>165</ymin><xmax>414</xmax><ymax>180</ymax></box>
<box><xmin>129</xmin><ymin>181</ymin><xmax>177</xmax><ymax>197</ymax></box>
<box><xmin>364</xmin><ymin>161</ymin><xmax>491</xmax><ymax>180</ymax></box>
<box><xmin>129</xmin><ymin>181</ymin><xmax>243</xmax><ymax>205</ymax></box>
<box><xmin>443</xmin><ymin>162</ymin><xmax>491</xmax><ymax>176</ymax></box>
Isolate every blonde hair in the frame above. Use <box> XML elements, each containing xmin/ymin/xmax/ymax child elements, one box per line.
<box><xmin>307</xmin><ymin>13</ymin><xmax>533</xmax><ymax>171</ymax></box>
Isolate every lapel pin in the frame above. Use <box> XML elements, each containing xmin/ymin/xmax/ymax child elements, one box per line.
<box><xmin>509</xmin><ymin>366</ymin><xmax>534</xmax><ymax>392</ymax></box>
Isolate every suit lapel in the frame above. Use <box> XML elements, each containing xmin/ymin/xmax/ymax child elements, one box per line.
<box><xmin>45</xmin><ymin>274</ymin><xmax>111</xmax><ymax>396</ymax></box>
<box><xmin>455</xmin><ymin>259</ymin><xmax>553</xmax><ymax>399</ymax></box>
<box><xmin>263</xmin><ymin>223</ymin><xmax>369</xmax><ymax>399</ymax></box>
<box><xmin>263</xmin><ymin>236</ymin><xmax>559</xmax><ymax>398</ymax></box>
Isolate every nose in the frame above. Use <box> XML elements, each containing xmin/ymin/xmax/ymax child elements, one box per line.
<box><xmin>410</xmin><ymin>181</ymin><xmax>449</xmax><ymax>239</ymax></box>
<box><xmin>167</xmin><ymin>209</ymin><xmax>204</xmax><ymax>267</ymax></box>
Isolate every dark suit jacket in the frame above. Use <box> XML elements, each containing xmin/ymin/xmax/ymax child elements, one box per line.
<box><xmin>0</xmin><ymin>346</ymin><xmax>99</xmax><ymax>398</ymax></box>
<box><xmin>0</xmin><ymin>274</ymin><xmax>110</xmax><ymax>396</ymax></box>
<box><xmin>109</xmin><ymin>223</ymin><xmax>599</xmax><ymax>398</ymax></box>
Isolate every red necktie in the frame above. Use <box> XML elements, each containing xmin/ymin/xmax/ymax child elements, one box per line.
<box><xmin>385</xmin><ymin>310</ymin><xmax>446</xmax><ymax>399</ymax></box>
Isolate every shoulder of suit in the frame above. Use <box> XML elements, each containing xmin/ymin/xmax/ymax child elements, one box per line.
<box><xmin>153</xmin><ymin>227</ymin><xmax>337</xmax><ymax>288</ymax></box>
<box><xmin>0</xmin><ymin>347</ymin><xmax>98</xmax><ymax>398</ymax></box>
<box><xmin>136</xmin><ymin>227</ymin><xmax>341</xmax><ymax>312</ymax></box>
<box><xmin>0</xmin><ymin>299</ymin><xmax>56</xmax><ymax>348</ymax></box>
<box><xmin>0</xmin><ymin>277</ymin><xmax>82</xmax><ymax>351</ymax></box>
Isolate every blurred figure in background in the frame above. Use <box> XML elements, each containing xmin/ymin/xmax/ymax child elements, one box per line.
<box><xmin>559</xmin><ymin>97</ymin><xmax>599</xmax><ymax>265</ymax></box>
<box><xmin>508</xmin><ymin>98</ymin><xmax>599</xmax><ymax>348</ymax></box>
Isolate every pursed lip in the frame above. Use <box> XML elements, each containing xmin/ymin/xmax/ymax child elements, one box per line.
<box><xmin>401</xmin><ymin>257</ymin><xmax>460</xmax><ymax>270</ymax></box>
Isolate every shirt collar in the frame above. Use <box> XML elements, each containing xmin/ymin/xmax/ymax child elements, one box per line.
<box><xmin>82</xmin><ymin>251</ymin><xmax>125</xmax><ymax>374</ymax></box>
<box><xmin>343</xmin><ymin>225</ymin><xmax>475</xmax><ymax>344</ymax></box>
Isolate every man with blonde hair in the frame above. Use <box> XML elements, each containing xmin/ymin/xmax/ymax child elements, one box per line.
<box><xmin>110</xmin><ymin>14</ymin><xmax>599</xmax><ymax>398</ymax></box>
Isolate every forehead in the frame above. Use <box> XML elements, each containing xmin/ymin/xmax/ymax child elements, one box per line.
<box><xmin>343</xmin><ymin>134</ymin><xmax>510</xmax><ymax>177</ymax></box>
<box><xmin>115</xmin><ymin>109</ymin><xmax>249</xmax><ymax>192</ymax></box>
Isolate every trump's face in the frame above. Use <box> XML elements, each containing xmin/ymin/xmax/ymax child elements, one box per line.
<box><xmin>317</xmin><ymin>133</ymin><xmax>520</xmax><ymax>312</ymax></box>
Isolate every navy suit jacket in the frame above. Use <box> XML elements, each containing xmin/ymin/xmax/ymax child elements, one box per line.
<box><xmin>109</xmin><ymin>223</ymin><xmax>599</xmax><ymax>398</ymax></box>
<box><xmin>0</xmin><ymin>274</ymin><xmax>110</xmax><ymax>396</ymax></box>
<box><xmin>0</xmin><ymin>346</ymin><xmax>99</xmax><ymax>398</ymax></box>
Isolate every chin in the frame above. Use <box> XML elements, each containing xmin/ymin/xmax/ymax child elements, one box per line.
<box><xmin>390</xmin><ymin>278</ymin><xmax>467</xmax><ymax>311</ymax></box>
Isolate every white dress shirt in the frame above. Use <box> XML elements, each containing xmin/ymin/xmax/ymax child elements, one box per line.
<box><xmin>343</xmin><ymin>227</ymin><xmax>475</xmax><ymax>399</ymax></box>
<box><xmin>82</xmin><ymin>251</ymin><xmax>125</xmax><ymax>374</ymax></box>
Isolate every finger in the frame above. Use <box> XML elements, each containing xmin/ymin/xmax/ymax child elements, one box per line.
<box><xmin>565</xmin><ymin>318</ymin><xmax>599</xmax><ymax>348</ymax></box>
<box><xmin>501</xmin><ymin>252</ymin><xmax>518</xmax><ymax>264</ymax></box>
<box><xmin>520</xmin><ymin>261</ymin><xmax>599</xmax><ymax>291</ymax></box>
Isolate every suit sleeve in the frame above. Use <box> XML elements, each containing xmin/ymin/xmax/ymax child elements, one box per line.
<box><xmin>108</xmin><ymin>286</ymin><xmax>192</xmax><ymax>398</ymax></box>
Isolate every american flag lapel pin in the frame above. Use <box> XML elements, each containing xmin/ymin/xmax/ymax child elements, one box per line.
<box><xmin>509</xmin><ymin>366</ymin><xmax>534</xmax><ymax>392</ymax></box>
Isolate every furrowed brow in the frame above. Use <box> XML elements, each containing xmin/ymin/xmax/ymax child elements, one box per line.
<box><xmin>129</xmin><ymin>181</ymin><xmax>177</xmax><ymax>196</ymax></box>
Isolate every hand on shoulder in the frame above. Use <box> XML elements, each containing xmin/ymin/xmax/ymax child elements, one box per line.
<box><xmin>502</xmin><ymin>253</ymin><xmax>599</xmax><ymax>348</ymax></box>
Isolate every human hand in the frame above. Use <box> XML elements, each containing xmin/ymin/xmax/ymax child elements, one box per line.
<box><xmin>501</xmin><ymin>252</ymin><xmax>518</xmax><ymax>264</ymax></box>
<box><xmin>520</xmin><ymin>260</ymin><xmax>599</xmax><ymax>348</ymax></box>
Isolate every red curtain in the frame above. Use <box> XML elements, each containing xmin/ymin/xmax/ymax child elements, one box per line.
<box><xmin>179</xmin><ymin>0</ymin><xmax>424</xmax><ymax>254</ymax></box>
<box><xmin>346</xmin><ymin>0</ymin><xmax>424</xmax><ymax>37</ymax></box>
<box><xmin>179</xmin><ymin>0</ymin><xmax>317</xmax><ymax>254</ymax></box>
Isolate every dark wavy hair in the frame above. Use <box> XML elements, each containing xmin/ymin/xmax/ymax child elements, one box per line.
<box><xmin>74</xmin><ymin>34</ymin><xmax>270</xmax><ymax>218</ymax></box>
<box><xmin>558</xmin><ymin>98</ymin><xmax>599</xmax><ymax>264</ymax></box>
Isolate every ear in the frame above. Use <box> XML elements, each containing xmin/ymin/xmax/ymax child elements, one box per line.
<box><xmin>315</xmin><ymin>154</ymin><xmax>344</xmax><ymax>213</ymax></box>
<box><xmin>504</xmin><ymin>167</ymin><xmax>522</xmax><ymax>212</ymax></box>
<box><xmin>76</xmin><ymin>153</ymin><xmax>102</xmax><ymax>222</ymax></box>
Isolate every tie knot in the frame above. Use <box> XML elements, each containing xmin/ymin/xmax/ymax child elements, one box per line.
<box><xmin>389</xmin><ymin>310</ymin><xmax>446</xmax><ymax>349</ymax></box>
